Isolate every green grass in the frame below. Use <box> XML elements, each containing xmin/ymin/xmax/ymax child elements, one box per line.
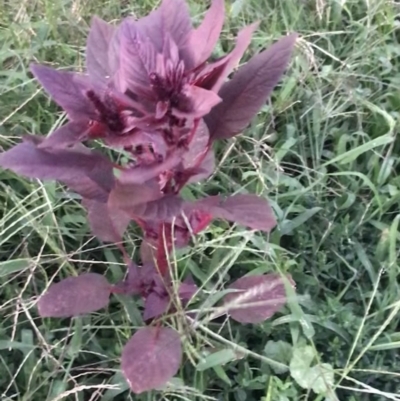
<box><xmin>1</xmin><ymin>0</ymin><xmax>400</xmax><ymax>400</ymax></box>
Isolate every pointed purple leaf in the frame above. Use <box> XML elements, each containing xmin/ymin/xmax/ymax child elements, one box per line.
<box><xmin>182</xmin><ymin>119</ymin><xmax>210</xmax><ymax>171</ymax></box>
<box><xmin>116</xmin><ymin>0</ymin><xmax>192</xmax><ymax>90</ymax></box>
<box><xmin>194</xmin><ymin>55</ymin><xmax>231</xmax><ymax>91</ymax></box>
<box><xmin>116</xmin><ymin>262</ymin><xmax>166</xmax><ymax>297</ymax></box>
<box><xmin>168</xmin><ymin>209</ymin><xmax>214</xmax><ymax>248</ymax></box>
<box><xmin>173</xmin><ymin>85</ymin><xmax>221</xmax><ymax>119</ymax></box>
<box><xmin>188</xmin><ymin>0</ymin><xmax>225</xmax><ymax>67</ymax></box>
<box><xmin>38</xmin><ymin>273</ymin><xmax>111</xmax><ymax>317</ymax></box>
<box><xmin>224</xmin><ymin>274</ymin><xmax>294</xmax><ymax>323</ymax></box>
<box><xmin>191</xmin><ymin>194</ymin><xmax>277</xmax><ymax>232</ymax></box>
<box><xmin>117</xmin><ymin>20</ymin><xmax>157</xmax><ymax>93</ymax></box>
<box><xmin>108</xmin><ymin>179</ymin><xmax>163</xmax><ymax>215</ymax></box>
<box><xmin>211</xmin><ymin>22</ymin><xmax>259</xmax><ymax>93</ymax></box>
<box><xmin>38</xmin><ymin>121</ymin><xmax>90</xmax><ymax>149</ymax></box>
<box><xmin>187</xmin><ymin>148</ymin><xmax>215</xmax><ymax>184</ymax></box>
<box><xmin>179</xmin><ymin>279</ymin><xmax>198</xmax><ymax>301</ymax></box>
<box><xmin>159</xmin><ymin>0</ymin><xmax>192</xmax><ymax>50</ymax></box>
<box><xmin>65</xmin><ymin>179</ymin><xmax>112</xmax><ymax>203</ymax></box>
<box><xmin>30</xmin><ymin>64</ymin><xmax>96</xmax><ymax>120</ymax></box>
<box><xmin>162</xmin><ymin>34</ymin><xmax>181</xmax><ymax>66</ymax></box>
<box><xmin>121</xmin><ymin>327</ymin><xmax>182</xmax><ymax>394</ymax></box>
<box><xmin>114</xmin><ymin>262</ymin><xmax>142</xmax><ymax>295</ymax></box>
<box><xmin>140</xmin><ymin>240</ymin><xmax>157</xmax><ymax>264</ymax></box>
<box><xmin>107</xmin><ymin>23</ymin><xmax>123</xmax><ymax>78</ymax></box>
<box><xmin>125</xmin><ymin>262</ymin><xmax>142</xmax><ymax>292</ymax></box>
<box><xmin>83</xmin><ymin>198</ymin><xmax>130</xmax><ymax>243</ymax></box>
<box><xmin>136</xmin><ymin>0</ymin><xmax>192</xmax><ymax>54</ymax></box>
<box><xmin>140</xmin><ymin>263</ymin><xmax>165</xmax><ymax>288</ymax></box>
<box><xmin>207</xmin><ymin>33</ymin><xmax>298</xmax><ymax>139</ymax></box>
<box><xmin>0</xmin><ymin>137</ymin><xmax>114</xmax><ymax>202</ymax></box>
<box><xmin>117</xmin><ymin>152</ymin><xmax>182</xmax><ymax>185</ymax></box>
<box><xmin>106</xmin><ymin>130</ymin><xmax>167</xmax><ymax>163</ymax></box>
<box><xmin>86</xmin><ymin>16</ymin><xmax>115</xmax><ymax>81</ymax></box>
<box><xmin>143</xmin><ymin>293</ymin><xmax>169</xmax><ymax>320</ymax></box>
<box><xmin>132</xmin><ymin>195</ymin><xmax>184</xmax><ymax>222</ymax></box>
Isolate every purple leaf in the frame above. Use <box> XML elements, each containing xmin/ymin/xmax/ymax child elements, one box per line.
<box><xmin>115</xmin><ymin>0</ymin><xmax>192</xmax><ymax>89</ymax></box>
<box><xmin>136</xmin><ymin>0</ymin><xmax>192</xmax><ymax>54</ymax></box>
<box><xmin>117</xmin><ymin>152</ymin><xmax>182</xmax><ymax>185</ymax></box>
<box><xmin>116</xmin><ymin>262</ymin><xmax>168</xmax><ymax>297</ymax></box>
<box><xmin>83</xmin><ymin>198</ymin><xmax>130</xmax><ymax>243</ymax></box>
<box><xmin>211</xmin><ymin>22</ymin><xmax>259</xmax><ymax>93</ymax></box>
<box><xmin>106</xmin><ymin>130</ymin><xmax>168</xmax><ymax>163</ymax></box>
<box><xmin>30</xmin><ymin>64</ymin><xmax>96</xmax><ymax>120</ymax></box>
<box><xmin>140</xmin><ymin>240</ymin><xmax>157</xmax><ymax>264</ymax></box>
<box><xmin>173</xmin><ymin>85</ymin><xmax>221</xmax><ymax>119</ymax></box>
<box><xmin>125</xmin><ymin>262</ymin><xmax>141</xmax><ymax>291</ymax></box>
<box><xmin>188</xmin><ymin>0</ymin><xmax>225</xmax><ymax>67</ymax></box>
<box><xmin>65</xmin><ymin>179</ymin><xmax>112</xmax><ymax>203</ymax></box>
<box><xmin>191</xmin><ymin>194</ymin><xmax>277</xmax><ymax>232</ymax></box>
<box><xmin>143</xmin><ymin>293</ymin><xmax>169</xmax><ymax>320</ymax></box>
<box><xmin>0</xmin><ymin>137</ymin><xmax>114</xmax><ymax>202</ymax></box>
<box><xmin>121</xmin><ymin>327</ymin><xmax>182</xmax><ymax>394</ymax></box>
<box><xmin>107</xmin><ymin>24</ymin><xmax>123</xmax><ymax>79</ymax></box>
<box><xmin>224</xmin><ymin>274</ymin><xmax>294</xmax><ymax>323</ymax></box>
<box><xmin>38</xmin><ymin>121</ymin><xmax>90</xmax><ymax>149</ymax></box>
<box><xmin>132</xmin><ymin>195</ymin><xmax>184</xmax><ymax>222</ymax></box>
<box><xmin>169</xmin><ymin>209</ymin><xmax>214</xmax><ymax>248</ymax></box>
<box><xmin>118</xmin><ymin>20</ymin><xmax>157</xmax><ymax>94</ymax></box>
<box><xmin>179</xmin><ymin>278</ymin><xmax>198</xmax><ymax>301</ymax></box>
<box><xmin>160</xmin><ymin>0</ymin><xmax>193</xmax><ymax>51</ymax></box>
<box><xmin>86</xmin><ymin>16</ymin><xmax>115</xmax><ymax>81</ymax></box>
<box><xmin>162</xmin><ymin>34</ymin><xmax>181</xmax><ymax>66</ymax></box>
<box><xmin>182</xmin><ymin>119</ymin><xmax>210</xmax><ymax>171</ymax></box>
<box><xmin>193</xmin><ymin>55</ymin><xmax>231</xmax><ymax>91</ymax></box>
<box><xmin>38</xmin><ymin>273</ymin><xmax>111</xmax><ymax>317</ymax></box>
<box><xmin>116</xmin><ymin>262</ymin><xmax>167</xmax><ymax>297</ymax></box>
<box><xmin>114</xmin><ymin>262</ymin><xmax>142</xmax><ymax>295</ymax></box>
<box><xmin>187</xmin><ymin>148</ymin><xmax>215</xmax><ymax>184</ymax></box>
<box><xmin>207</xmin><ymin>33</ymin><xmax>298</xmax><ymax>139</ymax></box>
<box><xmin>138</xmin><ymin>263</ymin><xmax>168</xmax><ymax>291</ymax></box>
<box><xmin>108</xmin><ymin>179</ymin><xmax>163</xmax><ymax>215</ymax></box>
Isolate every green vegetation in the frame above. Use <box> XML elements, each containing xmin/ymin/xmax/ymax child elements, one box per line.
<box><xmin>1</xmin><ymin>0</ymin><xmax>399</xmax><ymax>400</ymax></box>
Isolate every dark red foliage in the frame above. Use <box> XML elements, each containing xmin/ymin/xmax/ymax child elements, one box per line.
<box><xmin>115</xmin><ymin>261</ymin><xmax>199</xmax><ymax>320</ymax></box>
<box><xmin>224</xmin><ymin>274</ymin><xmax>295</xmax><ymax>324</ymax></box>
<box><xmin>86</xmin><ymin>16</ymin><xmax>115</xmax><ymax>82</ymax></box>
<box><xmin>83</xmin><ymin>198</ymin><xmax>130</xmax><ymax>243</ymax></box>
<box><xmin>121</xmin><ymin>327</ymin><xmax>182</xmax><ymax>394</ymax></box>
<box><xmin>0</xmin><ymin>0</ymin><xmax>298</xmax><ymax>394</ymax></box>
<box><xmin>185</xmin><ymin>194</ymin><xmax>277</xmax><ymax>232</ymax></box>
<box><xmin>38</xmin><ymin>273</ymin><xmax>111</xmax><ymax>317</ymax></box>
<box><xmin>0</xmin><ymin>136</ymin><xmax>114</xmax><ymax>202</ymax></box>
<box><xmin>205</xmin><ymin>33</ymin><xmax>298</xmax><ymax>139</ymax></box>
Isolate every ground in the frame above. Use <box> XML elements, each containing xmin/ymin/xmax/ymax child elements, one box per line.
<box><xmin>1</xmin><ymin>0</ymin><xmax>400</xmax><ymax>400</ymax></box>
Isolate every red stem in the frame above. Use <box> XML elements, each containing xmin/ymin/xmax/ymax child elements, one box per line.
<box><xmin>155</xmin><ymin>223</ymin><xmax>171</xmax><ymax>276</ymax></box>
<box><xmin>110</xmin><ymin>285</ymin><xmax>126</xmax><ymax>294</ymax></box>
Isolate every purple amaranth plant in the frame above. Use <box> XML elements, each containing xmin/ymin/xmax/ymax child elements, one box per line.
<box><xmin>0</xmin><ymin>0</ymin><xmax>298</xmax><ymax>394</ymax></box>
